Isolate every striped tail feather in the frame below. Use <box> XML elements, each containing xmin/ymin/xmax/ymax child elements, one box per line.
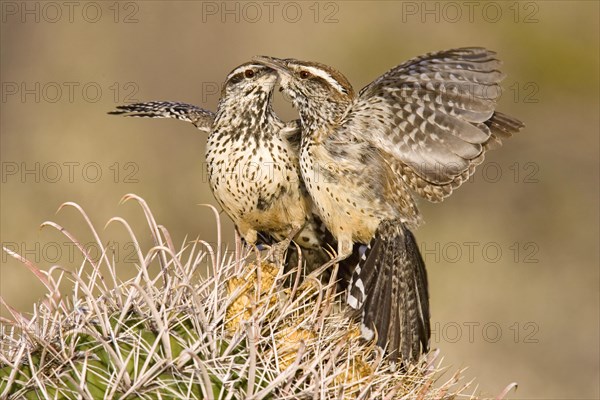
<box><xmin>108</xmin><ymin>101</ymin><xmax>215</xmax><ymax>133</ymax></box>
<box><xmin>347</xmin><ymin>219</ymin><xmax>430</xmax><ymax>364</ymax></box>
<box><xmin>483</xmin><ymin>111</ymin><xmax>526</xmax><ymax>150</ymax></box>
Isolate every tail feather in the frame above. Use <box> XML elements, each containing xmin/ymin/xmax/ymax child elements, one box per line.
<box><xmin>373</xmin><ymin>242</ymin><xmax>395</xmax><ymax>343</ymax></box>
<box><xmin>348</xmin><ymin>220</ymin><xmax>430</xmax><ymax>364</ymax></box>
<box><xmin>108</xmin><ymin>101</ymin><xmax>215</xmax><ymax>133</ymax></box>
<box><xmin>484</xmin><ymin>111</ymin><xmax>525</xmax><ymax>150</ymax></box>
<box><xmin>407</xmin><ymin>228</ymin><xmax>431</xmax><ymax>345</ymax></box>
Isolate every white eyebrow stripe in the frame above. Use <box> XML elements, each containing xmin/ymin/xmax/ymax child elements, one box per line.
<box><xmin>226</xmin><ymin>64</ymin><xmax>262</xmax><ymax>81</ymax></box>
<box><xmin>226</xmin><ymin>68</ymin><xmax>245</xmax><ymax>81</ymax></box>
<box><xmin>303</xmin><ymin>65</ymin><xmax>347</xmax><ymax>94</ymax></box>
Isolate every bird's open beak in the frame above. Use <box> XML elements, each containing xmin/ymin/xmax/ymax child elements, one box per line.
<box><xmin>253</xmin><ymin>56</ymin><xmax>290</xmax><ymax>76</ymax></box>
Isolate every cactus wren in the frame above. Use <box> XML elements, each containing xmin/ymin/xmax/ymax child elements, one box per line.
<box><xmin>109</xmin><ymin>63</ymin><xmax>337</xmax><ymax>271</ymax></box>
<box><xmin>255</xmin><ymin>47</ymin><xmax>525</xmax><ymax>363</ymax></box>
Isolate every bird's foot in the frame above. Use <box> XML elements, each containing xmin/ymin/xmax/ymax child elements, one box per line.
<box><xmin>267</xmin><ymin>238</ymin><xmax>292</xmax><ymax>266</ymax></box>
<box><xmin>306</xmin><ymin>253</ymin><xmax>349</xmax><ymax>281</ymax></box>
<box><xmin>266</xmin><ymin>225</ymin><xmax>305</xmax><ymax>266</ymax></box>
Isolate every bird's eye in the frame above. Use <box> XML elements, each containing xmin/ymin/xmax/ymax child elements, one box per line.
<box><xmin>299</xmin><ymin>70</ymin><xmax>311</xmax><ymax>79</ymax></box>
<box><xmin>244</xmin><ymin>69</ymin><xmax>255</xmax><ymax>78</ymax></box>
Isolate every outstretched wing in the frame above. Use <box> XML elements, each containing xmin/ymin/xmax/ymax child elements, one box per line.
<box><xmin>342</xmin><ymin>47</ymin><xmax>524</xmax><ymax>202</ymax></box>
<box><xmin>109</xmin><ymin>101</ymin><xmax>215</xmax><ymax>134</ymax></box>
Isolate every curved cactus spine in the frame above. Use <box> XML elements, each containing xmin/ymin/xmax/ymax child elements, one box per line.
<box><xmin>1</xmin><ymin>195</ymin><xmax>498</xmax><ymax>399</ymax></box>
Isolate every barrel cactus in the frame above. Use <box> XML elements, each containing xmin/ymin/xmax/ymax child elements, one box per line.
<box><xmin>1</xmin><ymin>194</ymin><xmax>514</xmax><ymax>399</ymax></box>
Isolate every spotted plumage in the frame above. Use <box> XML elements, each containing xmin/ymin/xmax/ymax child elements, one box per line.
<box><xmin>205</xmin><ymin>63</ymin><xmax>313</xmax><ymax>247</ymax></box>
<box><xmin>109</xmin><ymin>63</ymin><xmax>323</xmax><ymax>258</ymax></box>
<box><xmin>255</xmin><ymin>47</ymin><xmax>524</xmax><ymax>364</ymax></box>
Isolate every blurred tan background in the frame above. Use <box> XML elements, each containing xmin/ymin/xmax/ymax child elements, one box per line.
<box><xmin>1</xmin><ymin>1</ymin><xmax>598</xmax><ymax>398</ymax></box>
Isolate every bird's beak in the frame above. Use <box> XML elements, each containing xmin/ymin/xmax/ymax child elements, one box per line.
<box><xmin>253</xmin><ymin>56</ymin><xmax>290</xmax><ymax>76</ymax></box>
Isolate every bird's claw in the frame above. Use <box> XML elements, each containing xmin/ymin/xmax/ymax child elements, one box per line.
<box><xmin>267</xmin><ymin>239</ymin><xmax>291</xmax><ymax>266</ymax></box>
